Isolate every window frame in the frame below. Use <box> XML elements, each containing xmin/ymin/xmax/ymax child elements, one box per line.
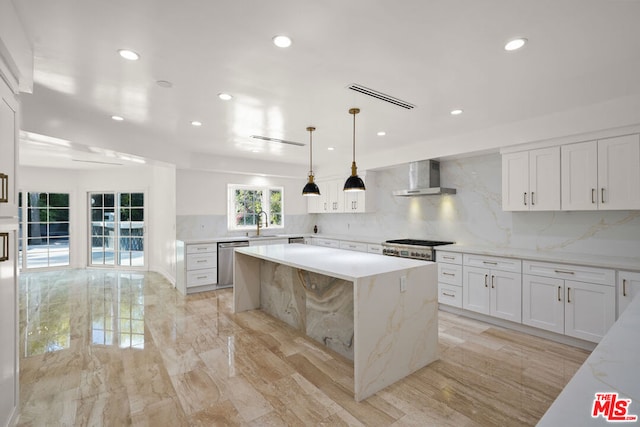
<box><xmin>227</xmin><ymin>184</ymin><xmax>284</xmax><ymax>231</ymax></box>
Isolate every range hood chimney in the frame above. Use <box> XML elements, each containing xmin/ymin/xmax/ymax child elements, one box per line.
<box><xmin>392</xmin><ymin>160</ymin><xmax>456</xmax><ymax>196</ymax></box>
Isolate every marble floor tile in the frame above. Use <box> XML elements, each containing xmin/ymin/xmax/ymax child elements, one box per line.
<box><xmin>17</xmin><ymin>269</ymin><xmax>590</xmax><ymax>426</ymax></box>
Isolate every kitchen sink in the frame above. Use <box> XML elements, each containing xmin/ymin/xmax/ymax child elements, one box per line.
<box><xmin>247</xmin><ymin>234</ymin><xmax>286</xmax><ymax>239</ymax></box>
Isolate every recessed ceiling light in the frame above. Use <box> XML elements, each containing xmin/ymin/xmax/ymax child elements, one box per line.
<box><xmin>377</xmin><ymin>131</ymin><xmax>386</xmax><ymax>136</ymax></box>
<box><xmin>156</xmin><ymin>80</ymin><xmax>173</xmax><ymax>88</ymax></box>
<box><xmin>252</xmin><ymin>149</ymin><xmax>260</xmax><ymax>153</ymax></box>
<box><xmin>327</xmin><ymin>147</ymin><xmax>335</xmax><ymax>151</ymax></box>
<box><xmin>191</xmin><ymin>121</ymin><xmax>202</xmax><ymax>126</ymax></box>
<box><xmin>118</xmin><ymin>49</ymin><xmax>140</xmax><ymax>61</ymax></box>
<box><xmin>504</xmin><ymin>38</ymin><xmax>527</xmax><ymax>51</ymax></box>
<box><xmin>450</xmin><ymin>109</ymin><xmax>463</xmax><ymax>115</ymax></box>
<box><xmin>111</xmin><ymin>115</ymin><xmax>124</xmax><ymax>121</ymax></box>
<box><xmin>272</xmin><ymin>35</ymin><xmax>292</xmax><ymax>48</ymax></box>
<box><xmin>218</xmin><ymin>93</ymin><xmax>233</xmax><ymax>101</ymax></box>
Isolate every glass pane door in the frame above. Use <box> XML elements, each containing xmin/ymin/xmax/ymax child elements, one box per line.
<box><xmin>90</xmin><ymin>192</ymin><xmax>144</xmax><ymax>267</ymax></box>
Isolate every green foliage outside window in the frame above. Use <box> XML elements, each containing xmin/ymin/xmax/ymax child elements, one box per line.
<box><xmin>229</xmin><ymin>185</ymin><xmax>283</xmax><ymax>230</ymax></box>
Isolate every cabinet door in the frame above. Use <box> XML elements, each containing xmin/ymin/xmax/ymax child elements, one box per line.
<box><xmin>529</xmin><ymin>147</ymin><xmax>560</xmax><ymax>211</ymax></box>
<box><xmin>522</xmin><ymin>275</ymin><xmax>564</xmax><ymax>334</ymax></box>
<box><xmin>502</xmin><ymin>152</ymin><xmax>529</xmax><ymax>211</ymax></box>
<box><xmin>0</xmin><ymin>84</ymin><xmax>18</xmax><ymax>218</ymax></box>
<box><xmin>0</xmin><ymin>227</ymin><xmax>18</xmax><ymax>425</ymax></box>
<box><xmin>307</xmin><ymin>192</ymin><xmax>320</xmax><ymax>213</ymax></box>
<box><xmin>564</xmin><ymin>280</ymin><xmax>615</xmax><ymax>343</ymax></box>
<box><xmin>598</xmin><ymin>134</ymin><xmax>640</xmax><ymax>210</ymax></box>
<box><xmin>561</xmin><ymin>141</ymin><xmax>598</xmax><ymax>211</ymax></box>
<box><xmin>463</xmin><ymin>266</ymin><xmax>490</xmax><ymax>315</ymax></box>
<box><xmin>618</xmin><ymin>271</ymin><xmax>640</xmax><ymax>318</ymax></box>
<box><xmin>330</xmin><ymin>179</ymin><xmax>345</xmax><ymax>212</ymax></box>
<box><xmin>489</xmin><ymin>270</ymin><xmax>522</xmax><ymax>322</ymax></box>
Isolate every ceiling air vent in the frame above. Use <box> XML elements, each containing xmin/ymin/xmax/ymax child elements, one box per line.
<box><xmin>250</xmin><ymin>135</ymin><xmax>305</xmax><ymax>146</ymax></box>
<box><xmin>347</xmin><ymin>84</ymin><xmax>416</xmax><ymax>110</ymax></box>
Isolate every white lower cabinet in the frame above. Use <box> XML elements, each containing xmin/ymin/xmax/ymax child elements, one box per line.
<box><xmin>522</xmin><ymin>261</ymin><xmax>615</xmax><ymax>343</ymax></box>
<box><xmin>437</xmin><ymin>251</ymin><xmax>463</xmax><ymax>308</ymax></box>
<box><xmin>248</xmin><ymin>238</ymin><xmax>288</xmax><ymax>246</ymax></box>
<box><xmin>617</xmin><ymin>271</ymin><xmax>640</xmax><ymax>318</ymax></box>
<box><xmin>463</xmin><ymin>265</ymin><xmax>522</xmax><ymax>322</ymax></box>
<box><xmin>177</xmin><ymin>241</ymin><xmax>218</xmax><ymax>294</ymax></box>
<box><xmin>339</xmin><ymin>241</ymin><xmax>367</xmax><ymax>252</ymax></box>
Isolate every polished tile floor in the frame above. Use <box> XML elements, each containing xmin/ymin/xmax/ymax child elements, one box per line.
<box><xmin>16</xmin><ymin>270</ymin><xmax>590</xmax><ymax>426</ymax></box>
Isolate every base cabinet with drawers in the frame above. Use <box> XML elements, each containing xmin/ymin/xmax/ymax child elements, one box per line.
<box><xmin>522</xmin><ymin>261</ymin><xmax>615</xmax><ymax>343</ymax></box>
<box><xmin>436</xmin><ymin>251</ymin><xmax>463</xmax><ymax>308</ymax></box>
<box><xmin>177</xmin><ymin>241</ymin><xmax>218</xmax><ymax>294</ymax></box>
<box><xmin>462</xmin><ymin>254</ymin><xmax>522</xmax><ymax>323</ymax></box>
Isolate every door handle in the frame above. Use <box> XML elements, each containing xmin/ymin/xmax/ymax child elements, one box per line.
<box><xmin>567</xmin><ymin>287</ymin><xmax>571</xmax><ymax>303</ymax></box>
<box><xmin>484</xmin><ymin>274</ymin><xmax>488</xmax><ymax>287</ymax></box>
<box><xmin>0</xmin><ymin>173</ymin><xmax>8</xmax><ymax>203</ymax></box>
<box><xmin>523</xmin><ymin>192</ymin><xmax>527</xmax><ymax>206</ymax></box>
<box><xmin>531</xmin><ymin>191</ymin><xmax>535</xmax><ymax>206</ymax></box>
<box><xmin>557</xmin><ymin>286</ymin><xmax>562</xmax><ymax>302</ymax></box>
<box><xmin>623</xmin><ymin>279</ymin><xmax>627</xmax><ymax>297</ymax></box>
<box><xmin>491</xmin><ymin>275</ymin><xmax>495</xmax><ymax>289</ymax></box>
<box><xmin>591</xmin><ymin>188</ymin><xmax>596</xmax><ymax>204</ymax></box>
<box><xmin>601</xmin><ymin>188</ymin><xmax>605</xmax><ymax>204</ymax></box>
<box><xmin>0</xmin><ymin>232</ymin><xmax>8</xmax><ymax>262</ymax></box>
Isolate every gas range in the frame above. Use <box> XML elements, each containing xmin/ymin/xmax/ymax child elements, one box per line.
<box><xmin>382</xmin><ymin>239</ymin><xmax>454</xmax><ymax>261</ymax></box>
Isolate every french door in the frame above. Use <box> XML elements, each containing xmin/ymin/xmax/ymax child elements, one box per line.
<box><xmin>89</xmin><ymin>192</ymin><xmax>145</xmax><ymax>267</ymax></box>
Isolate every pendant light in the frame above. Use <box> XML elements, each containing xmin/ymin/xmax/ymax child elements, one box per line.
<box><xmin>302</xmin><ymin>126</ymin><xmax>321</xmax><ymax>196</ymax></box>
<box><xmin>343</xmin><ymin>108</ymin><xmax>366</xmax><ymax>192</ymax></box>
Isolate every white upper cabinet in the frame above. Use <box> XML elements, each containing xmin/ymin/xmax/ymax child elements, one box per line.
<box><xmin>0</xmin><ymin>81</ymin><xmax>18</xmax><ymax>218</ymax></box>
<box><xmin>502</xmin><ymin>147</ymin><xmax>560</xmax><ymax>211</ymax></box>
<box><xmin>597</xmin><ymin>134</ymin><xmax>640</xmax><ymax>210</ymax></box>
<box><xmin>307</xmin><ymin>173</ymin><xmax>375</xmax><ymax>214</ymax></box>
<box><xmin>561</xmin><ymin>140</ymin><xmax>599</xmax><ymax>210</ymax></box>
<box><xmin>561</xmin><ymin>134</ymin><xmax>640</xmax><ymax>211</ymax></box>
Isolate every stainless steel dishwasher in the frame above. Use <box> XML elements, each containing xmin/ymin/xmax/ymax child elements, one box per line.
<box><xmin>217</xmin><ymin>240</ymin><xmax>249</xmax><ymax>288</ymax></box>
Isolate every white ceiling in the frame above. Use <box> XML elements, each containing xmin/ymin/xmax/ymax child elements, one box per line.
<box><xmin>13</xmin><ymin>0</ymin><xmax>640</xmax><ymax>174</ymax></box>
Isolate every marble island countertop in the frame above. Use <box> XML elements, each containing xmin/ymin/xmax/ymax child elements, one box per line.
<box><xmin>438</xmin><ymin>244</ymin><xmax>640</xmax><ymax>271</ymax></box>
<box><xmin>538</xmin><ymin>293</ymin><xmax>640</xmax><ymax>425</ymax></box>
<box><xmin>235</xmin><ymin>243</ymin><xmax>431</xmax><ymax>281</ymax></box>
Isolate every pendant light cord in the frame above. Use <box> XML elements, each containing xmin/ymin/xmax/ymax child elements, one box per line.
<box><xmin>309</xmin><ymin>130</ymin><xmax>313</xmax><ymax>175</ymax></box>
<box><xmin>352</xmin><ymin>111</ymin><xmax>356</xmax><ymax>163</ymax></box>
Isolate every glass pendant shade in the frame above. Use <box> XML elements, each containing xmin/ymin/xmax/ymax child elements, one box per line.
<box><xmin>344</xmin><ymin>108</ymin><xmax>365</xmax><ymax>192</ymax></box>
<box><xmin>302</xmin><ymin>126</ymin><xmax>321</xmax><ymax>196</ymax></box>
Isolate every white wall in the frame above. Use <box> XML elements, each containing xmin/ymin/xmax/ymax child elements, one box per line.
<box><xmin>19</xmin><ymin>163</ymin><xmax>177</xmax><ymax>283</ymax></box>
<box><xmin>176</xmin><ymin>169</ymin><xmax>314</xmax><ymax>239</ymax></box>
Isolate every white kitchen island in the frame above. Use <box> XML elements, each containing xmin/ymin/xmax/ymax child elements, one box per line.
<box><xmin>233</xmin><ymin>244</ymin><xmax>439</xmax><ymax>401</ymax></box>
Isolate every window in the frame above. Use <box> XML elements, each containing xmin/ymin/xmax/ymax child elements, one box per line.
<box><xmin>228</xmin><ymin>184</ymin><xmax>283</xmax><ymax>231</ymax></box>
<box><xmin>18</xmin><ymin>192</ymin><xmax>70</xmax><ymax>269</ymax></box>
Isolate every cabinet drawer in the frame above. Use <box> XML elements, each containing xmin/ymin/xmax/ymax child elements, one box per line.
<box><xmin>187</xmin><ymin>268</ymin><xmax>217</xmax><ymax>287</ymax></box>
<box><xmin>367</xmin><ymin>244</ymin><xmax>383</xmax><ymax>254</ymax></box>
<box><xmin>463</xmin><ymin>254</ymin><xmax>521</xmax><ymax>273</ymax></box>
<box><xmin>523</xmin><ymin>261</ymin><xmax>614</xmax><ymax>286</ymax></box>
<box><xmin>187</xmin><ymin>253</ymin><xmax>217</xmax><ymax>270</ymax></box>
<box><xmin>438</xmin><ymin>263</ymin><xmax>463</xmax><ymax>285</ymax></box>
<box><xmin>438</xmin><ymin>283</ymin><xmax>462</xmax><ymax>308</ymax></box>
<box><xmin>340</xmin><ymin>241</ymin><xmax>368</xmax><ymax>252</ymax></box>
<box><xmin>314</xmin><ymin>238</ymin><xmax>340</xmax><ymax>248</ymax></box>
<box><xmin>187</xmin><ymin>243</ymin><xmax>217</xmax><ymax>254</ymax></box>
<box><xmin>436</xmin><ymin>251</ymin><xmax>462</xmax><ymax>265</ymax></box>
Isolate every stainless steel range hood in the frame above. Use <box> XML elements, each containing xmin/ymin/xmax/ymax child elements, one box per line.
<box><xmin>392</xmin><ymin>160</ymin><xmax>456</xmax><ymax>196</ymax></box>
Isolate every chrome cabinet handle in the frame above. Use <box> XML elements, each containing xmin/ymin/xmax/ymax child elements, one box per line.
<box><xmin>623</xmin><ymin>279</ymin><xmax>627</xmax><ymax>297</ymax></box>
<box><xmin>484</xmin><ymin>274</ymin><xmax>488</xmax><ymax>287</ymax></box>
<box><xmin>491</xmin><ymin>275</ymin><xmax>495</xmax><ymax>289</ymax></box>
<box><xmin>558</xmin><ymin>286</ymin><xmax>562</xmax><ymax>302</ymax></box>
<box><xmin>0</xmin><ymin>173</ymin><xmax>8</xmax><ymax>203</ymax></box>
<box><xmin>442</xmin><ymin>292</ymin><xmax>455</xmax><ymax>297</ymax></box>
<box><xmin>0</xmin><ymin>232</ymin><xmax>8</xmax><ymax>262</ymax></box>
<box><xmin>196</xmin><ymin>275</ymin><xmax>207</xmax><ymax>280</ymax></box>
<box><xmin>567</xmin><ymin>287</ymin><xmax>571</xmax><ymax>303</ymax></box>
<box><xmin>442</xmin><ymin>272</ymin><xmax>455</xmax><ymax>276</ymax></box>
<box><xmin>523</xmin><ymin>192</ymin><xmax>527</xmax><ymax>206</ymax></box>
<box><xmin>483</xmin><ymin>261</ymin><xmax>498</xmax><ymax>265</ymax></box>
<box><xmin>443</xmin><ymin>256</ymin><xmax>455</xmax><ymax>260</ymax></box>
<box><xmin>531</xmin><ymin>191</ymin><xmax>535</xmax><ymax>206</ymax></box>
<box><xmin>592</xmin><ymin>188</ymin><xmax>596</xmax><ymax>204</ymax></box>
<box><xmin>601</xmin><ymin>188</ymin><xmax>605</xmax><ymax>204</ymax></box>
<box><xmin>554</xmin><ymin>269</ymin><xmax>575</xmax><ymax>275</ymax></box>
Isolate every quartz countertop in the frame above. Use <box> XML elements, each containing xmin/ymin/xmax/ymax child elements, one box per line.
<box><xmin>235</xmin><ymin>243</ymin><xmax>431</xmax><ymax>281</ymax></box>
<box><xmin>538</xmin><ymin>293</ymin><xmax>640</xmax><ymax>426</ymax></box>
<box><xmin>438</xmin><ymin>244</ymin><xmax>640</xmax><ymax>271</ymax></box>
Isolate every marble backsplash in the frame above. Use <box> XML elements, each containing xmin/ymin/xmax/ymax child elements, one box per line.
<box><xmin>177</xmin><ymin>214</ymin><xmax>315</xmax><ymax>240</ymax></box>
<box><xmin>314</xmin><ymin>153</ymin><xmax>640</xmax><ymax>258</ymax></box>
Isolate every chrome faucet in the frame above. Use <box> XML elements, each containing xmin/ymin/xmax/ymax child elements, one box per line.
<box><xmin>256</xmin><ymin>210</ymin><xmax>268</xmax><ymax>236</ymax></box>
